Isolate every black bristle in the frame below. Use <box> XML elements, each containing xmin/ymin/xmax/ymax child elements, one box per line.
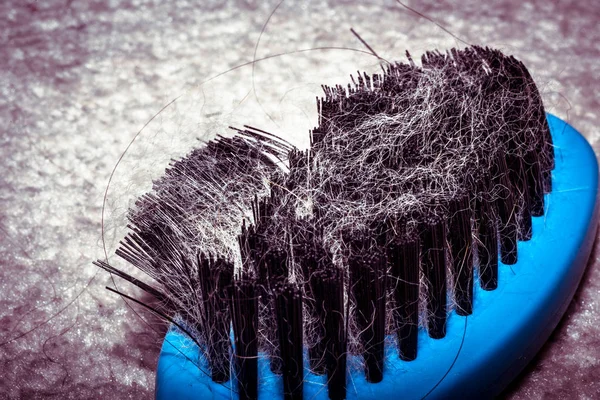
<box><xmin>475</xmin><ymin>197</ymin><xmax>499</xmax><ymax>291</ymax></box>
<box><xmin>542</xmin><ymin>169</ymin><xmax>553</xmax><ymax>193</ymax></box>
<box><xmin>348</xmin><ymin>233</ymin><xmax>386</xmax><ymax>383</ymax></box>
<box><xmin>519</xmin><ymin>195</ymin><xmax>533</xmax><ymax>242</ymax></box>
<box><xmin>516</xmin><ymin>55</ymin><xmax>555</xmax><ymax>179</ymax></box>
<box><xmin>252</xmin><ymin>194</ymin><xmax>288</xmax><ymax>375</ymax></box>
<box><xmin>293</xmin><ymin>219</ymin><xmax>328</xmax><ymax>375</ymax></box>
<box><xmin>92</xmin><ymin>260</ymin><xmax>170</xmax><ymax>306</ymax></box>
<box><xmin>421</xmin><ymin>221</ymin><xmax>447</xmax><ymax>339</ymax></box>
<box><xmin>317</xmin><ymin>267</ymin><xmax>347</xmax><ymax>400</ymax></box>
<box><xmin>507</xmin><ymin>155</ymin><xmax>533</xmax><ymax>242</ymax></box>
<box><xmin>230</xmin><ymin>277</ymin><xmax>259</xmax><ymax>400</ymax></box>
<box><xmin>448</xmin><ymin>197</ymin><xmax>474</xmax><ymax>316</ymax></box>
<box><xmin>275</xmin><ymin>283</ymin><xmax>304</xmax><ymax>400</ymax></box>
<box><xmin>388</xmin><ymin>239</ymin><xmax>420</xmax><ymax>361</ymax></box>
<box><xmin>525</xmin><ymin>150</ymin><xmax>545</xmax><ymax>217</ymax></box>
<box><xmin>307</xmin><ymin>266</ymin><xmax>327</xmax><ymax>374</ymax></box>
<box><xmin>494</xmin><ymin>156</ymin><xmax>518</xmax><ymax>265</ymax></box>
<box><xmin>264</xmin><ymin>246</ymin><xmax>288</xmax><ymax>375</ymax></box>
<box><xmin>197</xmin><ymin>253</ymin><xmax>233</xmax><ymax>383</ymax></box>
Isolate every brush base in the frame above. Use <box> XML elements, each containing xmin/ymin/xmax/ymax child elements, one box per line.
<box><xmin>155</xmin><ymin>114</ymin><xmax>599</xmax><ymax>400</ymax></box>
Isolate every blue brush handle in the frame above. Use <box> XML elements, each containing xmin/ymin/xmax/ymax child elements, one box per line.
<box><xmin>155</xmin><ymin>114</ymin><xmax>599</xmax><ymax>400</ymax></box>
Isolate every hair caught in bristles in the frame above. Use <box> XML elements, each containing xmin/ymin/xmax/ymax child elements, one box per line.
<box><xmin>98</xmin><ymin>45</ymin><xmax>554</xmax><ymax>400</ymax></box>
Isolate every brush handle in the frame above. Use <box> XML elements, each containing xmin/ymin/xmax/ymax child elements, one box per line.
<box><xmin>155</xmin><ymin>114</ymin><xmax>599</xmax><ymax>400</ymax></box>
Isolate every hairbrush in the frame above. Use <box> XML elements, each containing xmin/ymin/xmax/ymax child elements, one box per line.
<box><xmin>95</xmin><ymin>46</ymin><xmax>599</xmax><ymax>399</ymax></box>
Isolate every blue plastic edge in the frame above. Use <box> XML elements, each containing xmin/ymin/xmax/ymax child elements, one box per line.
<box><xmin>155</xmin><ymin>114</ymin><xmax>600</xmax><ymax>400</ymax></box>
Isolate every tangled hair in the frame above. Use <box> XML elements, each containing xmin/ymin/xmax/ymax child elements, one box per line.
<box><xmin>96</xmin><ymin>46</ymin><xmax>554</xmax><ymax>399</ymax></box>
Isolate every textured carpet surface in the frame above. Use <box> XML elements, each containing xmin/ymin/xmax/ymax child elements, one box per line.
<box><xmin>1</xmin><ymin>0</ymin><xmax>599</xmax><ymax>398</ymax></box>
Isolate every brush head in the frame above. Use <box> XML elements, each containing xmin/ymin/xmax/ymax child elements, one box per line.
<box><xmin>96</xmin><ymin>46</ymin><xmax>598</xmax><ymax>399</ymax></box>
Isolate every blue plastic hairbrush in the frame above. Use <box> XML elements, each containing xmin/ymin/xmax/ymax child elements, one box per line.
<box><xmin>95</xmin><ymin>47</ymin><xmax>599</xmax><ymax>400</ymax></box>
<box><xmin>154</xmin><ymin>113</ymin><xmax>599</xmax><ymax>399</ymax></box>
